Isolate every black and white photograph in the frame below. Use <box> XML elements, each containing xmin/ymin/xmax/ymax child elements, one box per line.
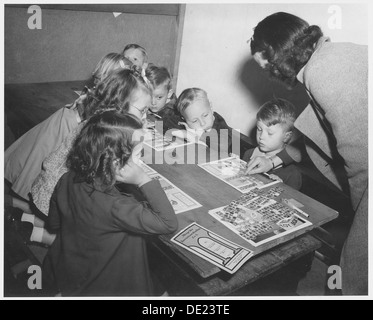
<box><xmin>1</xmin><ymin>0</ymin><xmax>370</xmax><ymax>303</ymax></box>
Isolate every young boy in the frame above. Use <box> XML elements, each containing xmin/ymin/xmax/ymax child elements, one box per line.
<box><xmin>144</xmin><ymin>63</ymin><xmax>179</xmax><ymax>133</ymax></box>
<box><xmin>173</xmin><ymin>87</ymin><xmax>254</xmax><ymax>158</ymax></box>
<box><xmin>243</xmin><ymin>98</ymin><xmax>302</xmax><ymax>190</ymax></box>
<box><xmin>122</xmin><ymin>44</ymin><xmax>148</xmax><ymax>74</ymax></box>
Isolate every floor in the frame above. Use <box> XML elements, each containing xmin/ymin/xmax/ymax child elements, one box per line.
<box><xmin>297</xmin><ymin>258</ymin><xmax>330</xmax><ymax>296</ymax></box>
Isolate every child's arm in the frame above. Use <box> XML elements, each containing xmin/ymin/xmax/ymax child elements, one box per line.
<box><xmin>246</xmin><ymin>136</ymin><xmax>303</xmax><ymax>174</ymax></box>
<box><xmin>113</xmin><ymin>161</ymin><xmax>178</xmax><ymax>234</ymax></box>
<box><xmin>112</xmin><ymin>180</ymin><xmax>178</xmax><ymax>235</ymax></box>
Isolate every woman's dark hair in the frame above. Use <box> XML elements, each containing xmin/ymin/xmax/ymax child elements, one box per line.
<box><xmin>67</xmin><ymin>111</ymin><xmax>143</xmax><ymax>189</ymax></box>
<box><xmin>78</xmin><ymin>68</ymin><xmax>151</xmax><ymax>120</ymax></box>
<box><xmin>250</xmin><ymin>12</ymin><xmax>323</xmax><ymax>87</ymax></box>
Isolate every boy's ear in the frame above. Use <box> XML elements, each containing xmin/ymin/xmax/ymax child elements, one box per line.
<box><xmin>167</xmin><ymin>89</ymin><xmax>174</xmax><ymax>99</ymax></box>
<box><xmin>284</xmin><ymin>131</ymin><xmax>293</xmax><ymax>144</ymax></box>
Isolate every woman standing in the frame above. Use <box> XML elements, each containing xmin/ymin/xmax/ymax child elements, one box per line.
<box><xmin>248</xmin><ymin>12</ymin><xmax>368</xmax><ymax>295</ymax></box>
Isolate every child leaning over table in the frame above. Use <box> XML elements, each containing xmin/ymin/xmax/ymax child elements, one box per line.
<box><xmin>43</xmin><ymin>111</ymin><xmax>178</xmax><ymax>296</ymax></box>
<box><xmin>144</xmin><ymin>63</ymin><xmax>179</xmax><ymax>132</ymax></box>
<box><xmin>172</xmin><ymin>88</ymin><xmax>301</xmax><ymax>163</ymax></box>
<box><xmin>244</xmin><ymin>98</ymin><xmax>302</xmax><ymax>190</ymax></box>
<box><xmin>30</xmin><ymin>67</ymin><xmax>151</xmax><ymax>246</ymax></box>
<box><xmin>171</xmin><ymin>87</ymin><xmax>253</xmax><ymax>158</ymax></box>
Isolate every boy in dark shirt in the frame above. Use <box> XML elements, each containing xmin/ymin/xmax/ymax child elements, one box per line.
<box><xmin>243</xmin><ymin>98</ymin><xmax>302</xmax><ymax>190</ymax></box>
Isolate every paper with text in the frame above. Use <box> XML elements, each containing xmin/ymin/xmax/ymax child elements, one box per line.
<box><xmin>140</xmin><ymin>162</ymin><xmax>202</xmax><ymax>214</ymax></box>
<box><xmin>209</xmin><ymin>188</ymin><xmax>312</xmax><ymax>247</ymax></box>
<box><xmin>198</xmin><ymin>156</ymin><xmax>280</xmax><ymax>193</ymax></box>
<box><xmin>171</xmin><ymin>222</ymin><xmax>253</xmax><ymax>274</ymax></box>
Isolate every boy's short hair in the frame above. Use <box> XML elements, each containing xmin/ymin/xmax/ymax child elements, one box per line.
<box><xmin>122</xmin><ymin>44</ymin><xmax>148</xmax><ymax>63</ymax></box>
<box><xmin>145</xmin><ymin>63</ymin><xmax>172</xmax><ymax>91</ymax></box>
<box><xmin>257</xmin><ymin>98</ymin><xmax>296</xmax><ymax>131</ymax></box>
<box><xmin>176</xmin><ymin>88</ymin><xmax>209</xmax><ymax>115</ymax></box>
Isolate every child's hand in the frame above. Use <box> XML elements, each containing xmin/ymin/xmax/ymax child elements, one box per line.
<box><xmin>245</xmin><ymin>156</ymin><xmax>273</xmax><ymax>174</ymax></box>
<box><xmin>171</xmin><ymin>129</ymin><xmax>196</xmax><ymax>142</ymax></box>
<box><xmin>116</xmin><ymin>159</ymin><xmax>151</xmax><ymax>187</ymax></box>
<box><xmin>266</xmin><ymin>173</ymin><xmax>283</xmax><ymax>182</ymax></box>
<box><xmin>176</xmin><ymin>122</ymin><xmax>205</xmax><ymax>140</ymax></box>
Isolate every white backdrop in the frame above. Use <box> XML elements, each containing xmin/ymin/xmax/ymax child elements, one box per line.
<box><xmin>176</xmin><ymin>3</ymin><xmax>369</xmax><ymax>137</ymax></box>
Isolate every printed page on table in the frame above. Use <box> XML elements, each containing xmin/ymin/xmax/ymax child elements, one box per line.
<box><xmin>140</xmin><ymin>161</ymin><xmax>202</xmax><ymax>214</ymax></box>
<box><xmin>171</xmin><ymin>222</ymin><xmax>254</xmax><ymax>274</ymax></box>
<box><xmin>208</xmin><ymin>187</ymin><xmax>312</xmax><ymax>247</ymax></box>
<box><xmin>139</xmin><ymin>160</ymin><xmax>158</xmax><ymax>176</ymax></box>
<box><xmin>143</xmin><ymin>128</ymin><xmax>194</xmax><ymax>151</ymax></box>
<box><xmin>198</xmin><ymin>156</ymin><xmax>280</xmax><ymax>193</ymax></box>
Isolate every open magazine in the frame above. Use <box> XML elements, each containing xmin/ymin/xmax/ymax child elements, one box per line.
<box><xmin>198</xmin><ymin>156</ymin><xmax>280</xmax><ymax>193</ymax></box>
<box><xmin>140</xmin><ymin>161</ymin><xmax>202</xmax><ymax>214</ymax></box>
<box><xmin>208</xmin><ymin>187</ymin><xmax>312</xmax><ymax>247</ymax></box>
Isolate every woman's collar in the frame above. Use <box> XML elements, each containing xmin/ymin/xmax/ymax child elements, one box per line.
<box><xmin>296</xmin><ymin>36</ymin><xmax>331</xmax><ymax>84</ymax></box>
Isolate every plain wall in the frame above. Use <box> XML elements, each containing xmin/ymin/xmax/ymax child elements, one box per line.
<box><xmin>5</xmin><ymin>6</ymin><xmax>178</xmax><ymax>84</ymax></box>
<box><xmin>176</xmin><ymin>3</ymin><xmax>368</xmax><ymax>137</ymax></box>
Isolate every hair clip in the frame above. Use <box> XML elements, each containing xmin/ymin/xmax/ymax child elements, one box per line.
<box><xmin>142</xmin><ymin>74</ymin><xmax>151</xmax><ymax>88</ymax></box>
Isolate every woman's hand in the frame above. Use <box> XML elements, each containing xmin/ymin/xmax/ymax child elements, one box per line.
<box><xmin>116</xmin><ymin>159</ymin><xmax>151</xmax><ymax>187</ymax></box>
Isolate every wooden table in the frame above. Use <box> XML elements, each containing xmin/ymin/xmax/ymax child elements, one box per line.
<box><xmin>142</xmin><ymin>145</ymin><xmax>338</xmax><ymax>295</ymax></box>
<box><xmin>5</xmin><ymin>81</ymin><xmax>339</xmax><ymax>296</ymax></box>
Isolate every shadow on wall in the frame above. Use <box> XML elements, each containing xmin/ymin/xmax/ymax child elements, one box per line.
<box><xmin>239</xmin><ymin>57</ymin><xmax>310</xmax><ymax>138</ymax></box>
